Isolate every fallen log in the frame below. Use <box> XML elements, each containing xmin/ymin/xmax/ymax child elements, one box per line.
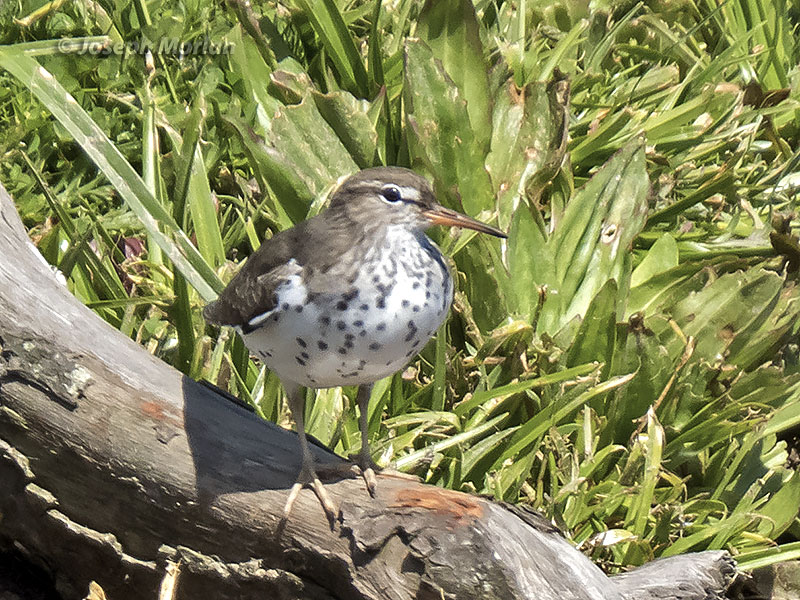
<box><xmin>0</xmin><ymin>181</ymin><xmax>736</xmax><ymax>600</ymax></box>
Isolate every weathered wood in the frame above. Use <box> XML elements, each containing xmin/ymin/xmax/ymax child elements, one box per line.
<box><xmin>612</xmin><ymin>551</ymin><xmax>736</xmax><ymax>599</ymax></box>
<box><xmin>0</xmin><ymin>180</ymin><xmax>736</xmax><ymax>600</ymax></box>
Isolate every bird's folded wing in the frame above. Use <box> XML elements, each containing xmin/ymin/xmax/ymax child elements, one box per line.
<box><xmin>202</xmin><ymin>260</ymin><xmax>302</xmax><ymax>330</ymax></box>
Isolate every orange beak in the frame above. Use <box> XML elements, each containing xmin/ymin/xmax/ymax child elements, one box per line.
<box><xmin>422</xmin><ymin>206</ymin><xmax>507</xmax><ymax>238</ymax></box>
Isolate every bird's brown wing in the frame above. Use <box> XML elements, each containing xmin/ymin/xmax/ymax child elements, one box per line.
<box><xmin>202</xmin><ymin>212</ymin><xmax>363</xmax><ymax>329</ymax></box>
<box><xmin>201</xmin><ymin>217</ymin><xmax>312</xmax><ymax>329</ymax></box>
<box><xmin>202</xmin><ymin>259</ymin><xmax>302</xmax><ymax>330</ymax></box>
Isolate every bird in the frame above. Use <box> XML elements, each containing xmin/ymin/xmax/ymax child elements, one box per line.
<box><xmin>203</xmin><ymin>166</ymin><xmax>506</xmax><ymax>524</ymax></box>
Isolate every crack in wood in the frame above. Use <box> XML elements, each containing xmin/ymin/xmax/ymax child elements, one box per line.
<box><xmin>0</xmin><ymin>334</ymin><xmax>93</xmax><ymax>411</ymax></box>
<box><xmin>0</xmin><ymin>437</ymin><xmax>34</xmax><ymax>480</ymax></box>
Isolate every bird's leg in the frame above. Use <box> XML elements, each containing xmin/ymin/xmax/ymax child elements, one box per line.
<box><xmin>282</xmin><ymin>384</ymin><xmax>338</xmax><ymax>526</ymax></box>
<box><xmin>321</xmin><ymin>384</ymin><xmax>381</xmax><ymax>493</ymax></box>
<box><xmin>355</xmin><ymin>383</ymin><xmax>378</xmax><ymax>496</ymax></box>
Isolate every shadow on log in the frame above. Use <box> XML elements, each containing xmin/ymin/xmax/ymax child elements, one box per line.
<box><xmin>0</xmin><ymin>181</ymin><xmax>737</xmax><ymax>600</ymax></box>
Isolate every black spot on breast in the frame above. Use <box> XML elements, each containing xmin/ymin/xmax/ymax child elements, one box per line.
<box><xmin>360</xmin><ymin>303</ymin><xmax>369</xmax><ymax>311</ymax></box>
<box><xmin>383</xmin><ymin>260</ymin><xmax>398</xmax><ymax>279</ymax></box>
<box><xmin>344</xmin><ymin>339</ymin><xmax>354</xmax><ymax>349</ymax></box>
<box><xmin>320</xmin><ymin>315</ymin><xmax>331</xmax><ymax>325</ymax></box>
<box><xmin>338</xmin><ymin>347</ymin><xmax>347</xmax><ymax>355</ymax></box>
<box><xmin>282</xmin><ymin>302</ymin><xmax>290</xmax><ymax>311</ymax></box>
<box><xmin>369</xmin><ymin>342</ymin><xmax>381</xmax><ymax>351</ymax></box>
<box><xmin>413</xmin><ymin>305</ymin><xmax>420</xmax><ymax>312</ymax></box>
<box><xmin>376</xmin><ymin>323</ymin><xmax>386</xmax><ymax>331</ymax></box>
<box><xmin>296</xmin><ymin>337</ymin><xmax>307</xmax><ymax>348</ymax></box>
<box><xmin>405</xmin><ymin>321</ymin><xmax>418</xmax><ymax>342</ymax></box>
<box><xmin>337</xmin><ymin>321</ymin><xmax>347</xmax><ymax>331</ymax></box>
<box><xmin>353</xmin><ymin>320</ymin><xmax>364</xmax><ymax>327</ymax></box>
<box><xmin>343</xmin><ymin>289</ymin><xmax>359</xmax><ymax>301</ymax></box>
<box><xmin>301</xmin><ymin>351</ymin><xmax>310</xmax><ymax>359</ymax></box>
<box><xmin>318</xmin><ymin>340</ymin><xmax>328</xmax><ymax>350</ymax></box>
<box><xmin>376</xmin><ymin>298</ymin><xmax>386</xmax><ymax>309</ymax></box>
<box><xmin>359</xmin><ymin>330</ymin><xmax>367</xmax><ymax>337</ymax></box>
<box><xmin>336</xmin><ymin>300</ymin><xmax>349</xmax><ymax>311</ymax></box>
<box><xmin>296</xmin><ymin>356</ymin><xmax>306</xmax><ymax>366</ymax></box>
<box><xmin>401</xmin><ymin>299</ymin><xmax>410</xmax><ymax>308</ymax></box>
<box><xmin>405</xmin><ymin>349</ymin><xmax>416</xmax><ymax>358</ymax></box>
<box><xmin>294</xmin><ymin>305</ymin><xmax>303</xmax><ymax>313</ymax></box>
<box><xmin>413</xmin><ymin>281</ymin><xmax>420</xmax><ymax>289</ymax></box>
<box><xmin>345</xmin><ymin>333</ymin><xmax>355</xmax><ymax>341</ymax></box>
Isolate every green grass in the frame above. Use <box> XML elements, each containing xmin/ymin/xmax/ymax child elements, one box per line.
<box><xmin>1</xmin><ymin>0</ymin><xmax>800</xmax><ymax>573</ymax></box>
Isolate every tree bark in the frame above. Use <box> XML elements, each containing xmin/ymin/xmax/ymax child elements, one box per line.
<box><xmin>0</xmin><ymin>181</ymin><xmax>736</xmax><ymax>600</ymax></box>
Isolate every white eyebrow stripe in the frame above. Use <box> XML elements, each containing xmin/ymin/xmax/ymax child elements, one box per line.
<box><xmin>396</xmin><ymin>186</ymin><xmax>420</xmax><ymax>201</ymax></box>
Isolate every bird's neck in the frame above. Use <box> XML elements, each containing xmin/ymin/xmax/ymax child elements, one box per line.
<box><xmin>370</xmin><ymin>225</ymin><xmax>449</xmax><ymax>275</ymax></box>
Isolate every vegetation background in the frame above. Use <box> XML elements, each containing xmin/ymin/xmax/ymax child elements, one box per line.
<box><xmin>1</xmin><ymin>0</ymin><xmax>799</xmax><ymax>578</ymax></box>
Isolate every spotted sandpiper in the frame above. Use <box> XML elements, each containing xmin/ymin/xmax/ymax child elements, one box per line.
<box><xmin>203</xmin><ymin>167</ymin><xmax>506</xmax><ymax>524</ymax></box>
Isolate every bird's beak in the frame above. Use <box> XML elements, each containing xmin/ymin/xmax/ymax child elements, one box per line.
<box><xmin>422</xmin><ymin>206</ymin><xmax>507</xmax><ymax>238</ymax></box>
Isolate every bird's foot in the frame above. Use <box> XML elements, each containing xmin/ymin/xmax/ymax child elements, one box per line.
<box><xmin>349</xmin><ymin>451</ymin><xmax>380</xmax><ymax>497</ymax></box>
<box><xmin>282</xmin><ymin>465</ymin><xmax>338</xmax><ymax>529</ymax></box>
<box><xmin>316</xmin><ymin>453</ymin><xmax>381</xmax><ymax>498</ymax></box>
<box><xmin>349</xmin><ymin>451</ymin><xmax>422</xmax><ymax>484</ymax></box>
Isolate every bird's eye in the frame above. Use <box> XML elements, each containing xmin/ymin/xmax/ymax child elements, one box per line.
<box><xmin>381</xmin><ymin>185</ymin><xmax>402</xmax><ymax>203</ymax></box>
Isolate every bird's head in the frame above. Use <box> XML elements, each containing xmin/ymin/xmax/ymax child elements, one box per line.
<box><xmin>329</xmin><ymin>167</ymin><xmax>507</xmax><ymax>238</ymax></box>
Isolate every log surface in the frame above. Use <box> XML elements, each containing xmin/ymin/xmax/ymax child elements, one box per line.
<box><xmin>0</xmin><ymin>181</ymin><xmax>736</xmax><ymax>600</ymax></box>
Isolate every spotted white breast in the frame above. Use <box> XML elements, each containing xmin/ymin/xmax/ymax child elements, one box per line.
<box><xmin>239</xmin><ymin>226</ymin><xmax>453</xmax><ymax>388</ymax></box>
